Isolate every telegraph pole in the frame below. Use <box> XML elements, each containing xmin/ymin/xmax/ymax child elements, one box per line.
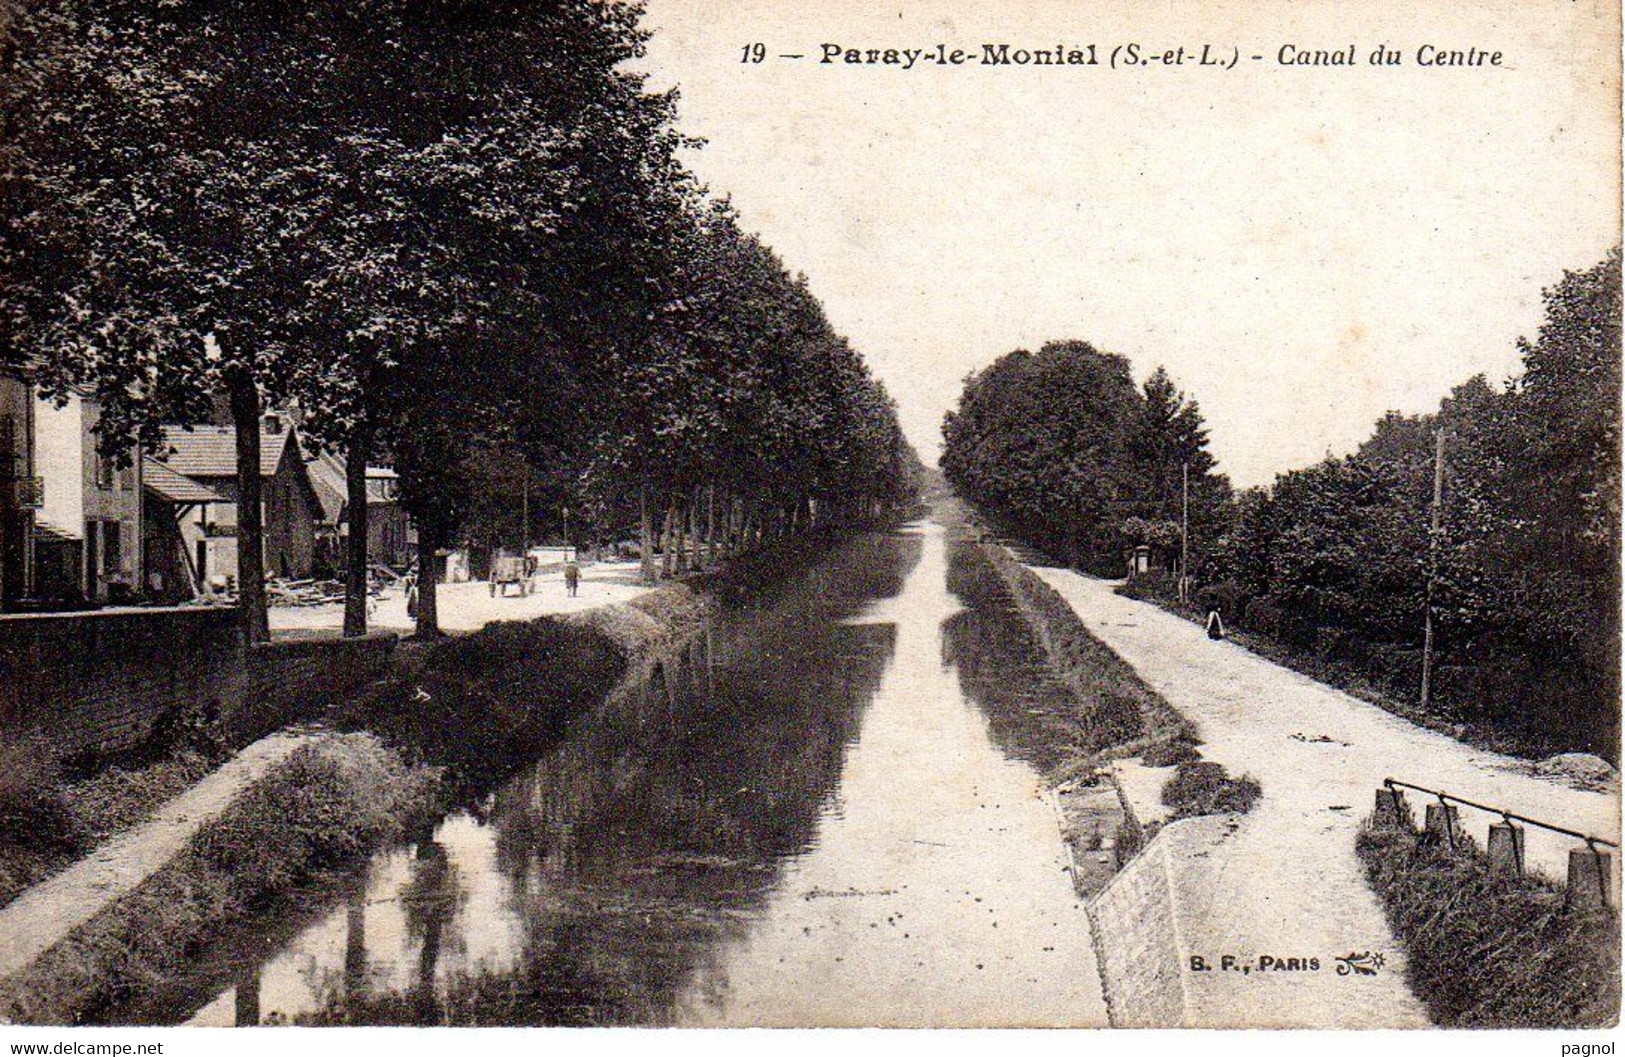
<box><xmin>1179</xmin><ymin>460</ymin><xmax>1190</xmax><ymax>603</ymax></box>
<box><xmin>1420</xmin><ymin>430</ymin><xmax>1448</xmax><ymax>710</ymax></box>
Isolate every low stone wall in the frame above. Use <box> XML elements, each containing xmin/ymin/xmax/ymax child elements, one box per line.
<box><xmin>241</xmin><ymin>634</ymin><xmax>398</xmax><ymax>746</ymax></box>
<box><xmin>1087</xmin><ymin>814</ymin><xmax>1233</xmax><ymax>1027</ymax></box>
<box><xmin>0</xmin><ymin>606</ymin><xmax>399</xmax><ymax>761</ymax></box>
<box><xmin>0</xmin><ymin>606</ymin><xmax>244</xmax><ymax>759</ymax></box>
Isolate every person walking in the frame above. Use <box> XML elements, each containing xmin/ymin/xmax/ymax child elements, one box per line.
<box><xmin>563</xmin><ymin>557</ymin><xmax>581</xmax><ymax>598</ymax></box>
<box><xmin>1205</xmin><ymin>608</ymin><xmax>1226</xmax><ymax>641</ymax></box>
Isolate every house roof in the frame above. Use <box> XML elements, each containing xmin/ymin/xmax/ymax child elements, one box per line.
<box><xmin>305</xmin><ymin>451</ymin><xmax>347</xmax><ymax>522</ymax></box>
<box><xmin>157</xmin><ymin>425</ymin><xmax>291</xmax><ymax>479</ymax></box>
<box><xmin>304</xmin><ymin>452</ymin><xmax>402</xmax><ymax>523</ymax></box>
<box><xmin>142</xmin><ymin>457</ymin><xmax>227</xmax><ymax>504</ymax></box>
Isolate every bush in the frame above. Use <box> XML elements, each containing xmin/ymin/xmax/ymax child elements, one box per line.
<box><xmin>1357</xmin><ymin>823</ymin><xmax>1619</xmax><ymax>1026</ymax></box>
<box><xmin>1194</xmin><ymin>580</ymin><xmax>1245</xmax><ymax>619</ymax></box>
<box><xmin>1161</xmin><ymin>760</ymin><xmax>1261</xmax><ymax>819</ymax></box>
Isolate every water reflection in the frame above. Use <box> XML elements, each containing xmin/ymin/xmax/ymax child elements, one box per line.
<box><xmin>942</xmin><ymin>536</ymin><xmax>1140</xmax><ymax>771</ymax></box>
<box><xmin>169</xmin><ymin>519</ymin><xmax>1106</xmax><ymax>1027</ymax></box>
<box><xmin>176</xmin><ymin>527</ymin><xmax>918</xmax><ymax>1026</ymax></box>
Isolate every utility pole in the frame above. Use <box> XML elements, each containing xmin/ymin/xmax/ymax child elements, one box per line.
<box><xmin>1421</xmin><ymin>429</ymin><xmax>1448</xmax><ymax>711</ymax></box>
<box><xmin>1179</xmin><ymin>460</ymin><xmax>1190</xmax><ymax>603</ymax></box>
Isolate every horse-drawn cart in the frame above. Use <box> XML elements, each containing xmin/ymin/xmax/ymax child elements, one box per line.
<box><xmin>488</xmin><ymin>554</ymin><xmax>533</xmax><ymax>597</ymax></box>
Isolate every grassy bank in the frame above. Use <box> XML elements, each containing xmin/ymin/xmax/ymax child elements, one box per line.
<box><xmin>0</xmin><ymin>714</ymin><xmax>226</xmax><ymax>911</ymax></box>
<box><xmin>943</xmin><ymin>505</ymin><xmax>1259</xmax><ymax>895</ymax></box>
<box><xmin>0</xmin><ymin>733</ymin><xmax>440</xmax><ymax>1025</ymax></box>
<box><xmin>1356</xmin><ymin>820</ymin><xmax>1619</xmax><ymax>1027</ymax></box>
<box><xmin>331</xmin><ymin>617</ymin><xmax>628</xmax><ymax>801</ymax></box>
<box><xmin>332</xmin><ymin>525</ymin><xmax>890</xmax><ymax>802</ymax></box>
<box><xmin>962</xmin><ymin>535</ymin><xmax>1194</xmax><ymax>778</ymax></box>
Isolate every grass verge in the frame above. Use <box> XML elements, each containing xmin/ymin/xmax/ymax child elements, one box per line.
<box><xmin>1356</xmin><ymin>821</ymin><xmax>1620</xmax><ymax>1027</ymax></box>
<box><xmin>974</xmin><ymin>538</ymin><xmax>1194</xmax><ymax>777</ymax></box>
<box><xmin>0</xmin><ymin>733</ymin><xmax>442</xmax><ymax>1025</ymax></box>
<box><xmin>0</xmin><ymin>722</ymin><xmax>222</xmax><ymax>911</ymax></box>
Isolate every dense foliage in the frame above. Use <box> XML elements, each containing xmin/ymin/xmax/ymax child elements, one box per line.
<box><xmin>0</xmin><ymin>0</ymin><xmax>919</xmax><ymax>635</ymax></box>
<box><xmin>941</xmin><ymin>341</ymin><xmax>1230</xmax><ymax>574</ymax></box>
<box><xmin>948</xmin><ymin>254</ymin><xmax>1620</xmax><ymax>759</ymax></box>
<box><xmin>1200</xmin><ymin>251</ymin><xmax>1620</xmax><ymax>758</ymax></box>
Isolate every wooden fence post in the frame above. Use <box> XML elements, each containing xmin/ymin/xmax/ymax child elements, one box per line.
<box><xmin>1372</xmin><ymin>787</ymin><xmax>1409</xmax><ymax>830</ymax></box>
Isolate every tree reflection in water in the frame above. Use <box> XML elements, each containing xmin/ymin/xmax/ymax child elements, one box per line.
<box><xmin>289</xmin><ymin>527</ymin><xmax>921</xmax><ymax>1025</ymax></box>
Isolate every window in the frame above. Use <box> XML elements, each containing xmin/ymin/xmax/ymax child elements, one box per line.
<box><xmin>94</xmin><ymin>452</ymin><xmax>115</xmax><ymax>490</ymax></box>
<box><xmin>100</xmin><ymin>520</ymin><xmax>121</xmax><ymax>575</ymax></box>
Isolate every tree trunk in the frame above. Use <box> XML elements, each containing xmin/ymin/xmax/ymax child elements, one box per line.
<box><xmin>690</xmin><ymin>485</ymin><xmax>702</xmax><ymax>570</ymax></box>
<box><xmin>660</xmin><ymin>499</ymin><xmax>675</xmax><ymax>579</ymax></box>
<box><xmin>343</xmin><ymin>425</ymin><xmax>370</xmax><ymax>638</ymax></box>
<box><xmin>669</xmin><ymin>497</ymin><xmax>682</xmax><ymax>572</ymax></box>
<box><xmin>228</xmin><ymin>367</ymin><xmax>269</xmax><ymax>644</ymax></box>
<box><xmin>414</xmin><ymin>530</ymin><xmax>441</xmax><ymax>638</ymax></box>
<box><xmin>706</xmin><ymin>485</ymin><xmax>717</xmax><ymax>566</ymax></box>
<box><xmin>639</xmin><ymin>480</ymin><xmax>656</xmax><ymax>584</ymax></box>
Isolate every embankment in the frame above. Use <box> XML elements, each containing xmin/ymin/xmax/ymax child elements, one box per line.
<box><xmin>0</xmin><ymin>733</ymin><xmax>440</xmax><ymax>1025</ymax></box>
<box><xmin>1357</xmin><ymin>816</ymin><xmax>1620</xmax><ymax>1027</ymax></box>
<box><xmin>949</xmin><ymin>505</ymin><xmax>1266</xmax><ymax>1026</ymax></box>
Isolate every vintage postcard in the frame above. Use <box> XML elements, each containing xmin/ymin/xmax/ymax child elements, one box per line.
<box><xmin>0</xmin><ymin>0</ymin><xmax>1618</xmax><ymax>1044</ymax></box>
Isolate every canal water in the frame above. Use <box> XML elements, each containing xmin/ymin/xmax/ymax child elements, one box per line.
<box><xmin>164</xmin><ymin>517</ymin><xmax>1107</xmax><ymax>1027</ymax></box>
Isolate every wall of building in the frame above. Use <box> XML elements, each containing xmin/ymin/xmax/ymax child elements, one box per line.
<box><xmin>179</xmin><ymin>455</ymin><xmax>317</xmax><ymax>584</ymax></box>
<box><xmin>32</xmin><ymin>397</ymin><xmax>82</xmax><ymax>545</ymax></box>
<box><xmin>79</xmin><ymin>401</ymin><xmax>143</xmax><ymax>600</ymax></box>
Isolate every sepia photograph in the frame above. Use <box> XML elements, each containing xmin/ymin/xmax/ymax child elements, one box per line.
<box><xmin>0</xmin><ymin>0</ymin><xmax>1619</xmax><ymax>1045</ymax></box>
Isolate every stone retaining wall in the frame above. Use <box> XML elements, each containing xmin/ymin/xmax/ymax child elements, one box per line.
<box><xmin>0</xmin><ymin>606</ymin><xmax>398</xmax><ymax>760</ymax></box>
<box><xmin>1086</xmin><ymin>814</ymin><xmax>1234</xmax><ymax>1027</ymax></box>
<box><xmin>0</xmin><ymin>607</ymin><xmax>244</xmax><ymax>759</ymax></box>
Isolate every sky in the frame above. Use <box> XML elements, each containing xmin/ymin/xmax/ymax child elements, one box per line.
<box><xmin>636</xmin><ymin>0</ymin><xmax>1620</xmax><ymax>487</ymax></box>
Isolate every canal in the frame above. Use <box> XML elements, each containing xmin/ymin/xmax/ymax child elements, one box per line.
<box><xmin>154</xmin><ymin>516</ymin><xmax>1107</xmax><ymax>1027</ymax></box>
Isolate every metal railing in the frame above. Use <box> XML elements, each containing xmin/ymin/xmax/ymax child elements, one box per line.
<box><xmin>1384</xmin><ymin>777</ymin><xmax>1619</xmax><ymax>850</ymax></box>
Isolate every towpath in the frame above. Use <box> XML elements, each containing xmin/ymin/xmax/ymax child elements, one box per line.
<box><xmin>1026</xmin><ymin>563</ymin><xmax>1619</xmax><ymax>1028</ymax></box>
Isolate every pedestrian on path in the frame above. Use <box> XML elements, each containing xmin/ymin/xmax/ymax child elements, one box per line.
<box><xmin>564</xmin><ymin>558</ymin><xmax>581</xmax><ymax>598</ymax></box>
<box><xmin>1206</xmin><ymin>608</ymin><xmax>1226</xmax><ymax>641</ymax></box>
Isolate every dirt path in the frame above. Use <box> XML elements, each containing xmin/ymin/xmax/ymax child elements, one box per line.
<box><xmin>1028</xmin><ymin>564</ymin><xmax>1619</xmax><ymax>1028</ymax></box>
<box><xmin>0</xmin><ymin>730</ymin><xmax>320</xmax><ymax>986</ymax></box>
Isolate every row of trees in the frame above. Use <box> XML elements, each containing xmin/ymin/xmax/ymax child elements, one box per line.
<box><xmin>942</xmin><ymin>252</ymin><xmax>1620</xmax><ymax>758</ymax></box>
<box><xmin>1203</xmin><ymin>251</ymin><xmax>1620</xmax><ymax>757</ymax></box>
<box><xmin>940</xmin><ymin>340</ymin><xmax>1231</xmax><ymax>574</ymax></box>
<box><xmin>1</xmin><ymin>1</ymin><xmax>918</xmax><ymax>641</ymax></box>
